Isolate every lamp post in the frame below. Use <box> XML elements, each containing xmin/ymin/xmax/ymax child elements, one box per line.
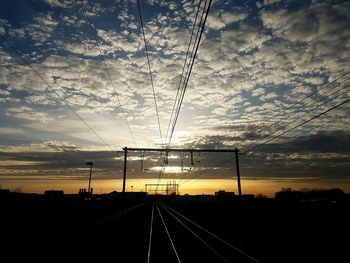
<box><xmin>86</xmin><ymin>162</ymin><xmax>93</xmax><ymax>194</ymax></box>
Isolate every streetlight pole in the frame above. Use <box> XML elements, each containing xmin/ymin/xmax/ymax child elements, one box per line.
<box><xmin>86</xmin><ymin>162</ymin><xmax>93</xmax><ymax>194</ymax></box>
<box><xmin>122</xmin><ymin>147</ymin><xmax>128</xmax><ymax>193</ymax></box>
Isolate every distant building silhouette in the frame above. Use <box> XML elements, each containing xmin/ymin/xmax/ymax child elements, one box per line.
<box><xmin>275</xmin><ymin>188</ymin><xmax>345</xmax><ymax>202</ymax></box>
<box><xmin>44</xmin><ymin>190</ymin><xmax>64</xmax><ymax>199</ymax></box>
<box><xmin>215</xmin><ymin>190</ymin><xmax>235</xmax><ymax>198</ymax></box>
<box><xmin>0</xmin><ymin>189</ymin><xmax>10</xmax><ymax>199</ymax></box>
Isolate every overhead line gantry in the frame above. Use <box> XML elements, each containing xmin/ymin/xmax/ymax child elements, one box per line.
<box><xmin>122</xmin><ymin>147</ymin><xmax>242</xmax><ymax>196</ymax></box>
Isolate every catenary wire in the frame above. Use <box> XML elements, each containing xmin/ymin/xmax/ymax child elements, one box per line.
<box><xmin>79</xmin><ymin>0</ymin><xmax>137</xmax><ymax>147</ymax></box>
<box><xmin>165</xmin><ymin>0</ymin><xmax>203</xmax><ymax>144</ymax></box>
<box><xmin>251</xmin><ymin>71</ymin><xmax>350</xmax><ymax>136</ymax></box>
<box><xmin>251</xmin><ymin>82</ymin><xmax>350</xmax><ymax>142</ymax></box>
<box><xmin>167</xmin><ymin>0</ymin><xmax>212</xmax><ymax>146</ymax></box>
<box><xmin>137</xmin><ymin>0</ymin><xmax>164</xmax><ymax>146</ymax></box>
<box><xmin>0</xmin><ymin>34</ymin><xmax>115</xmax><ymax>151</ymax></box>
<box><xmin>245</xmin><ymin>96</ymin><xmax>350</xmax><ymax>153</ymax></box>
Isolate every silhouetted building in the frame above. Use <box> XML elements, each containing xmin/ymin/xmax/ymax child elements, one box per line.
<box><xmin>44</xmin><ymin>190</ymin><xmax>64</xmax><ymax>199</ymax></box>
<box><xmin>240</xmin><ymin>194</ymin><xmax>255</xmax><ymax>201</ymax></box>
<box><xmin>124</xmin><ymin>192</ymin><xmax>147</xmax><ymax>200</ymax></box>
<box><xmin>0</xmin><ymin>189</ymin><xmax>10</xmax><ymax>198</ymax></box>
<box><xmin>0</xmin><ymin>189</ymin><xmax>10</xmax><ymax>194</ymax></box>
<box><xmin>275</xmin><ymin>188</ymin><xmax>345</xmax><ymax>202</ymax></box>
<box><xmin>215</xmin><ymin>190</ymin><xmax>235</xmax><ymax>198</ymax></box>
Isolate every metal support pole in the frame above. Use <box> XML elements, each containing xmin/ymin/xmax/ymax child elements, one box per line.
<box><xmin>165</xmin><ymin>151</ymin><xmax>169</xmax><ymax>164</ymax></box>
<box><xmin>122</xmin><ymin>147</ymin><xmax>128</xmax><ymax>193</ymax></box>
<box><xmin>88</xmin><ymin>164</ymin><xmax>92</xmax><ymax>194</ymax></box>
<box><xmin>86</xmin><ymin>161</ymin><xmax>93</xmax><ymax>195</ymax></box>
<box><xmin>234</xmin><ymin>148</ymin><xmax>242</xmax><ymax>196</ymax></box>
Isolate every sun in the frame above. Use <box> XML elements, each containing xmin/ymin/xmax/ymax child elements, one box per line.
<box><xmin>151</xmin><ymin>166</ymin><xmax>190</xmax><ymax>174</ymax></box>
<box><xmin>166</xmin><ymin>130</ymin><xmax>193</xmax><ymax>147</ymax></box>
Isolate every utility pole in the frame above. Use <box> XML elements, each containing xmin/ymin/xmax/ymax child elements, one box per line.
<box><xmin>86</xmin><ymin>162</ymin><xmax>93</xmax><ymax>194</ymax></box>
<box><xmin>234</xmin><ymin>148</ymin><xmax>242</xmax><ymax>196</ymax></box>
<box><xmin>122</xmin><ymin>147</ymin><xmax>128</xmax><ymax>193</ymax></box>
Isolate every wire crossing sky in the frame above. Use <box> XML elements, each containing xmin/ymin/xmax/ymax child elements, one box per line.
<box><xmin>0</xmin><ymin>0</ymin><xmax>349</xmax><ymax>192</ymax></box>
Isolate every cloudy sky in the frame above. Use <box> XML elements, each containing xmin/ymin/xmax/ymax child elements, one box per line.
<box><xmin>0</xmin><ymin>0</ymin><xmax>350</xmax><ymax>194</ymax></box>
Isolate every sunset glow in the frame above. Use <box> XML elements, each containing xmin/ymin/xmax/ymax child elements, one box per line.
<box><xmin>0</xmin><ymin>0</ymin><xmax>349</xmax><ymax>195</ymax></box>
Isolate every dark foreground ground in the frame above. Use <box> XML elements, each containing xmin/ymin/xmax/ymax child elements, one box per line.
<box><xmin>1</xmin><ymin>192</ymin><xmax>350</xmax><ymax>262</ymax></box>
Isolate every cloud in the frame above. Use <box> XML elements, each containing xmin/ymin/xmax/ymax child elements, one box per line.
<box><xmin>0</xmin><ymin>128</ymin><xmax>25</xmax><ymax>135</ymax></box>
<box><xmin>6</xmin><ymin>106</ymin><xmax>52</xmax><ymax>122</ymax></box>
<box><xmin>0</xmin><ymin>89</ymin><xmax>11</xmax><ymax>96</ymax></box>
<box><xmin>25</xmin><ymin>95</ymin><xmax>57</xmax><ymax>106</ymax></box>
<box><xmin>261</xmin><ymin>9</ymin><xmax>319</xmax><ymax>42</ymax></box>
<box><xmin>207</xmin><ymin>11</ymin><xmax>248</xmax><ymax>30</ymax></box>
<box><xmin>41</xmin><ymin>0</ymin><xmax>75</xmax><ymax>8</ymax></box>
<box><xmin>252</xmin><ymin>88</ymin><xmax>265</xmax><ymax>97</ymax></box>
<box><xmin>260</xmin><ymin>91</ymin><xmax>278</xmax><ymax>101</ymax></box>
<box><xmin>290</xmin><ymin>86</ymin><xmax>313</xmax><ymax>96</ymax></box>
<box><xmin>0</xmin><ymin>0</ymin><xmax>349</xmax><ymax>174</ymax></box>
<box><xmin>220</xmin><ymin>24</ymin><xmax>271</xmax><ymax>52</ymax></box>
<box><xmin>8</xmin><ymin>28</ymin><xmax>26</xmax><ymax>38</ymax></box>
<box><xmin>27</xmin><ymin>14</ymin><xmax>58</xmax><ymax>42</ymax></box>
<box><xmin>261</xmin><ymin>2</ymin><xmax>350</xmax><ymax>45</ymax></box>
<box><xmin>0</xmin><ymin>141</ymin><xmax>79</xmax><ymax>153</ymax></box>
<box><xmin>0</xmin><ymin>19</ymin><xmax>6</xmax><ymax>35</ymax></box>
<box><xmin>96</xmin><ymin>29</ymin><xmax>141</xmax><ymax>53</ymax></box>
<box><xmin>64</xmin><ymin>42</ymin><xmax>101</xmax><ymax>57</ymax></box>
<box><xmin>0</xmin><ymin>160</ymin><xmax>48</xmax><ymax>166</ymax></box>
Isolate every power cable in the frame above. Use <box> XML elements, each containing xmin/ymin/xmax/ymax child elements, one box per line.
<box><xmin>165</xmin><ymin>0</ymin><xmax>203</xmax><ymax>143</ymax></box>
<box><xmin>254</xmin><ymin>82</ymin><xmax>350</xmax><ymax>141</ymax></box>
<box><xmin>252</xmin><ymin>71</ymin><xmax>350</xmax><ymax>136</ymax></box>
<box><xmin>245</xmin><ymin>96</ymin><xmax>350</xmax><ymax>153</ymax></box>
<box><xmin>136</xmin><ymin>0</ymin><xmax>164</xmax><ymax>146</ymax></box>
<box><xmin>167</xmin><ymin>0</ymin><xmax>212</xmax><ymax>146</ymax></box>
<box><xmin>79</xmin><ymin>0</ymin><xmax>137</xmax><ymax>147</ymax></box>
<box><xmin>0</xmin><ymin>34</ymin><xmax>115</xmax><ymax>151</ymax></box>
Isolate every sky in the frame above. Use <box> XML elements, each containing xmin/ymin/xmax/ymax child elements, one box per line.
<box><xmin>0</xmin><ymin>0</ymin><xmax>350</xmax><ymax>195</ymax></box>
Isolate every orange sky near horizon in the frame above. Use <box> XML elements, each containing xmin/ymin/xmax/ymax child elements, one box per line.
<box><xmin>1</xmin><ymin>178</ymin><xmax>350</xmax><ymax>197</ymax></box>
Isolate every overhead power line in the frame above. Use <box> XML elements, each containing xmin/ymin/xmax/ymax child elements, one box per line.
<box><xmin>156</xmin><ymin>0</ymin><xmax>211</xmax><ymax>187</ymax></box>
<box><xmin>165</xmin><ymin>0</ymin><xmax>203</xmax><ymax>144</ymax></box>
<box><xmin>168</xmin><ymin>0</ymin><xmax>208</xmax><ymax>146</ymax></box>
<box><xmin>252</xmin><ymin>71</ymin><xmax>350</xmax><ymax>136</ymax></box>
<box><xmin>245</xmin><ymin>96</ymin><xmax>350</xmax><ymax>153</ymax></box>
<box><xmin>256</xmin><ymin>81</ymin><xmax>350</xmax><ymax>138</ymax></box>
<box><xmin>137</xmin><ymin>0</ymin><xmax>164</xmax><ymax>146</ymax></box>
<box><xmin>79</xmin><ymin>0</ymin><xmax>137</xmax><ymax>147</ymax></box>
<box><xmin>242</xmin><ymin>78</ymin><xmax>350</xmax><ymax>152</ymax></box>
<box><xmin>167</xmin><ymin>0</ymin><xmax>212</xmax><ymax>146</ymax></box>
<box><xmin>0</xmin><ymin>34</ymin><xmax>114</xmax><ymax>151</ymax></box>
